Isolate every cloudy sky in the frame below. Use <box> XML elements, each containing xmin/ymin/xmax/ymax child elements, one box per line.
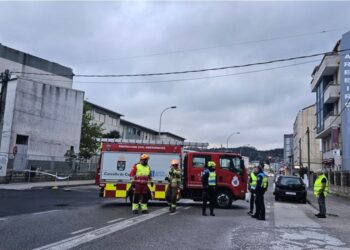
<box><xmin>1</xmin><ymin>1</ymin><xmax>350</xmax><ymax>150</ymax></box>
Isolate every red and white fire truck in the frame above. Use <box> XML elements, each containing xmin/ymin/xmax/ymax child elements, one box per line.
<box><xmin>96</xmin><ymin>139</ymin><xmax>248</xmax><ymax>208</ymax></box>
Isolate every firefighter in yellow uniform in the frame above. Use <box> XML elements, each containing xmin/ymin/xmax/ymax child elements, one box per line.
<box><xmin>314</xmin><ymin>170</ymin><xmax>329</xmax><ymax>218</ymax></box>
<box><xmin>130</xmin><ymin>154</ymin><xmax>152</xmax><ymax>214</ymax></box>
<box><xmin>166</xmin><ymin>159</ymin><xmax>181</xmax><ymax>213</ymax></box>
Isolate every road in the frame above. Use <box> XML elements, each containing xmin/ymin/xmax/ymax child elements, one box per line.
<box><xmin>0</xmin><ymin>186</ymin><xmax>349</xmax><ymax>250</ymax></box>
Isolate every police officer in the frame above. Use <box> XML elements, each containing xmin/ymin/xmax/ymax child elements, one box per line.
<box><xmin>166</xmin><ymin>159</ymin><xmax>181</xmax><ymax>213</ymax></box>
<box><xmin>252</xmin><ymin>161</ymin><xmax>268</xmax><ymax>220</ymax></box>
<box><xmin>247</xmin><ymin>166</ymin><xmax>258</xmax><ymax>215</ymax></box>
<box><xmin>202</xmin><ymin>161</ymin><xmax>217</xmax><ymax>216</ymax></box>
<box><xmin>130</xmin><ymin>154</ymin><xmax>152</xmax><ymax>214</ymax></box>
<box><xmin>314</xmin><ymin>169</ymin><xmax>329</xmax><ymax>218</ymax></box>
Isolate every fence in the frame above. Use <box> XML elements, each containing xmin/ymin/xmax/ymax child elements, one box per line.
<box><xmin>0</xmin><ymin>152</ymin><xmax>99</xmax><ymax>183</ymax></box>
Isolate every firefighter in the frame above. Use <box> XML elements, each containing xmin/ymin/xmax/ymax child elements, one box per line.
<box><xmin>130</xmin><ymin>154</ymin><xmax>152</xmax><ymax>214</ymax></box>
<box><xmin>247</xmin><ymin>166</ymin><xmax>258</xmax><ymax>215</ymax></box>
<box><xmin>202</xmin><ymin>161</ymin><xmax>217</xmax><ymax>216</ymax></box>
<box><xmin>314</xmin><ymin>169</ymin><xmax>329</xmax><ymax>218</ymax></box>
<box><xmin>166</xmin><ymin>159</ymin><xmax>181</xmax><ymax>213</ymax></box>
<box><xmin>252</xmin><ymin>162</ymin><xmax>268</xmax><ymax>220</ymax></box>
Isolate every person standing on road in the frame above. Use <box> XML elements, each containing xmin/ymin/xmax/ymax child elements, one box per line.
<box><xmin>130</xmin><ymin>154</ymin><xmax>152</xmax><ymax>214</ymax></box>
<box><xmin>247</xmin><ymin>166</ymin><xmax>258</xmax><ymax>215</ymax></box>
<box><xmin>252</xmin><ymin>161</ymin><xmax>268</xmax><ymax>220</ymax></box>
<box><xmin>314</xmin><ymin>169</ymin><xmax>329</xmax><ymax>218</ymax></box>
<box><xmin>166</xmin><ymin>159</ymin><xmax>181</xmax><ymax>213</ymax></box>
<box><xmin>201</xmin><ymin>161</ymin><xmax>217</xmax><ymax>216</ymax></box>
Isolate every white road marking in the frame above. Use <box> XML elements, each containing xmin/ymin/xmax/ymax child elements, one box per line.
<box><xmin>0</xmin><ymin>217</ymin><xmax>7</xmax><ymax>221</ymax></box>
<box><xmin>106</xmin><ymin>218</ymin><xmax>124</xmax><ymax>224</ymax></box>
<box><xmin>170</xmin><ymin>212</ymin><xmax>179</xmax><ymax>215</ymax></box>
<box><xmin>32</xmin><ymin>210</ymin><xmax>60</xmax><ymax>216</ymax></box>
<box><xmin>33</xmin><ymin>207</ymin><xmax>169</xmax><ymax>250</ymax></box>
<box><xmin>183</xmin><ymin>206</ymin><xmax>191</xmax><ymax>210</ymax></box>
<box><xmin>70</xmin><ymin>227</ymin><xmax>93</xmax><ymax>235</ymax></box>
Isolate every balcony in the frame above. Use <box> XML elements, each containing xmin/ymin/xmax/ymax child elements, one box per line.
<box><xmin>316</xmin><ymin>112</ymin><xmax>341</xmax><ymax>139</ymax></box>
<box><xmin>311</xmin><ymin>55</ymin><xmax>340</xmax><ymax>92</ymax></box>
<box><xmin>324</xmin><ymin>82</ymin><xmax>340</xmax><ymax>104</ymax></box>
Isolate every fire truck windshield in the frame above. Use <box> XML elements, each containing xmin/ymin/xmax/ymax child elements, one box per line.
<box><xmin>220</xmin><ymin>156</ymin><xmax>243</xmax><ymax>174</ymax></box>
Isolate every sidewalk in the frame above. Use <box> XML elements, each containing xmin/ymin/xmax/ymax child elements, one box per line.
<box><xmin>0</xmin><ymin>179</ymin><xmax>95</xmax><ymax>190</ymax></box>
<box><xmin>307</xmin><ymin>189</ymin><xmax>350</xmax><ymax>218</ymax></box>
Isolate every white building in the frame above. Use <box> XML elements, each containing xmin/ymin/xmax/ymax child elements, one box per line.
<box><xmin>293</xmin><ymin>104</ymin><xmax>322</xmax><ymax>172</ymax></box>
<box><xmin>0</xmin><ymin>44</ymin><xmax>84</xmax><ymax>176</ymax></box>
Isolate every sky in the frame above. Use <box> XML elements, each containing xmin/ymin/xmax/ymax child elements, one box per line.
<box><xmin>1</xmin><ymin>1</ymin><xmax>350</xmax><ymax>150</ymax></box>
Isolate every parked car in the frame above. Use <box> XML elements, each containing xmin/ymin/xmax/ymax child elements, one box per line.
<box><xmin>274</xmin><ymin>175</ymin><xmax>307</xmax><ymax>203</ymax></box>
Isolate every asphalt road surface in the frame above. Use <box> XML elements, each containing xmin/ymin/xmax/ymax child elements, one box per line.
<box><xmin>0</xmin><ymin>186</ymin><xmax>349</xmax><ymax>250</ymax></box>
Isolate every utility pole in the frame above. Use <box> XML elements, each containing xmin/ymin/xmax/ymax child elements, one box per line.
<box><xmin>299</xmin><ymin>137</ymin><xmax>302</xmax><ymax>168</ymax></box>
<box><xmin>306</xmin><ymin>127</ymin><xmax>311</xmax><ymax>179</ymax></box>
<box><xmin>0</xmin><ymin>70</ymin><xmax>11</xmax><ymax>125</ymax></box>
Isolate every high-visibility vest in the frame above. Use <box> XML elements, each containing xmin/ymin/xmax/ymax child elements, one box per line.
<box><xmin>250</xmin><ymin>172</ymin><xmax>257</xmax><ymax>190</ymax></box>
<box><xmin>313</xmin><ymin>174</ymin><xmax>329</xmax><ymax>197</ymax></box>
<box><xmin>135</xmin><ymin>164</ymin><xmax>151</xmax><ymax>179</ymax></box>
<box><xmin>258</xmin><ymin>172</ymin><xmax>268</xmax><ymax>189</ymax></box>
<box><xmin>208</xmin><ymin>172</ymin><xmax>216</xmax><ymax>186</ymax></box>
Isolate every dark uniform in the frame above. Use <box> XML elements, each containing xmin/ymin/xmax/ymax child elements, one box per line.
<box><xmin>202</xmin><ymin>161</ymin><xmax>217</xmax><ymax>216</ymax></box>
<box><xmin>253</xmin><ymin>167</ymin><xmax>268</xmax><ymax>220</ymax></box>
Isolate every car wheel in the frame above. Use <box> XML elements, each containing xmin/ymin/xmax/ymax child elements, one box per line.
<box><xmin>301</xmin><ymin>198</ymin><xmax>307</xmax><ymax>204</ymax></box>
<box><xmin>216</xmin><ymin>190</ymin><xmax>233</xmax><ymax>209</ymax></box>
<box><xmin>275</xmin><ymin>195</ymin><xmax>279</xmax><ymax>201</ymax></box>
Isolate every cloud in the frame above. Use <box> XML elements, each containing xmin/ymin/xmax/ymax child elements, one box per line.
<box><xmin>1</xmin><ymin>1</ymin><xmax>350</xmax><ymax>150</ymax></box>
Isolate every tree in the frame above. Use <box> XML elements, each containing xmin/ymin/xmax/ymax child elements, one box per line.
<box><xmin>102</xmin><ymin>130</ymin><xmax>121</xmax><ymax>139</ymax></box>
<box><xmin>79</xmin><ymin>104</ymin><xmax>104</xmax><ymax>159</ymax></box>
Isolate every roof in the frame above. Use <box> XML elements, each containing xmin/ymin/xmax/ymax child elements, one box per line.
<box><xmin>120</xmin><ymin>119</ymin><xmax>158</xmax><ymax>134</ymax></box>
<box><xmin>0</xmin><ymin>43</ymin><xmax>73</xmax><ymax>79</ymax></box>
<box><xmin>160</xmin><ymin>132</ymin><xmax>186</xmax><ymax>140</ymax></box>
<box><xmin>85</xmin><ymin>101</ymin><xmax>124</xmax><ymax>117</ymax></box>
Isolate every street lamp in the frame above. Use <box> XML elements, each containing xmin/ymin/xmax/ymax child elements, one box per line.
<box><xmin>226</xmin><ymin>132</ymin><xmax>240</xmax><ymax>149</ymax></box>
<box><xmin>159</xmin><ymin>106</ymin><xmax>177</xmax><ymax>138</ymax></box>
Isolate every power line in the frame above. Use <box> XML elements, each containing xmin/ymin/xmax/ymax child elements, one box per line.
<box><xmin>18</xmin><ymin>59</ymin><xmax>320</xmax><ymax>85</ymax></box>
<box><xmin>12</xmin><ymin>49</ymin><xmax>348</xmax><ymax>78</ymax></box>
<box><xmin>73</xmin><ymin>27</ymin><xmax>350</xmax><ymax>64</ymax></box>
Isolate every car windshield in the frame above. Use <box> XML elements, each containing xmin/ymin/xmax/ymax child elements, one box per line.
<box><xmin>280</xmin><ymin>177</ymin><xmax>302</xmax><ymax>186</ymax></box>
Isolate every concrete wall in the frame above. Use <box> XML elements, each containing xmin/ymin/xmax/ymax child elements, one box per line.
<box><xmin>0</xmin><ymin>57</ymin><xmax>72</xmax><ymax>89</ymax></box>
<box><xmin>0</xmin><ymin>44</ymin><xmax>73</xmax><ymax>89</ymax></box>
<box><xmin>293</xmin><ymin>105</ymin><xmax>322</xmax><ymax>172</ymax></box>
<box><xmin>2</xmin><ymin>78</ymin><xmax>84</xmax><ymax>161</ymax></box>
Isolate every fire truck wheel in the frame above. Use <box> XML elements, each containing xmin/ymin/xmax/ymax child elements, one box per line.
<box><xmin>216</xmin><ymin>190</ymin><xmax>232</xmax><ymax>209</ymax></box>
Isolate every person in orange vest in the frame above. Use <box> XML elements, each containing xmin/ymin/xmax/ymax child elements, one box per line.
<box><xmin>130</xmin><ymin>154</ymin><xmax>152</xmax><ymax>214</ymax></box>
<box><xmin>166</xmin><ymin>159</ymin><xmax>181</xmax><ymax>213</ymax></box>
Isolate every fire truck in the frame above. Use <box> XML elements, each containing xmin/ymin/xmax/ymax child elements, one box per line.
<box><xmin>96</xmin><ymin>139</ymin><xmax>248</xmax><ymax>208</ymax></box>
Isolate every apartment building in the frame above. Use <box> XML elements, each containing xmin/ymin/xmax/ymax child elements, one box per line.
<box><xmin>310</xmin><ymin>31</ymin><xmax>350</xmax><ymax>171</ymax></box>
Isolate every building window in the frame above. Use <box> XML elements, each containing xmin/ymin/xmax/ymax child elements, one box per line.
<box><xmin>95</xmin><ymin>112</ymin><xmax>105</xmax><ymax>123</ymax></box>
<box><xmin>16</xmin><ymin>135</ymin><xmax>29</xmax><ymax>145</ymax></box>
<box><xmin>112</xmin><ymin>118</ymin><xmax>118</xmax><ymax>126</ymax></box>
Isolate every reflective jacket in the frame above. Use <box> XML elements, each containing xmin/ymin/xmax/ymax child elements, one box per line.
<box><xmin>256</xmin><ymin>171</ymin><xmax>268</xmax><ymax>193</ymax></box>
<box><xmin>249</xmin><ymin>172</ymin><xmax>257</xmax><ymax>191</ymax></box>
<box><xmin>169</xmin><ymin>167</ymin><xmax>181</xmax><ymax>188</ymax></box>
<box><xmin>201</xmin><ymin>168</ymin><xmax>216</xmax><ymax>188</ymax></box>
<box><xmin>130</xmin><ymin>163</ymin><xmax>151</xmax><ymax>194</ymax></box>
<box><xmin>314</xmin><ymin>174</ymin><xmax>329</xmax><ymax>197</ymax></box>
